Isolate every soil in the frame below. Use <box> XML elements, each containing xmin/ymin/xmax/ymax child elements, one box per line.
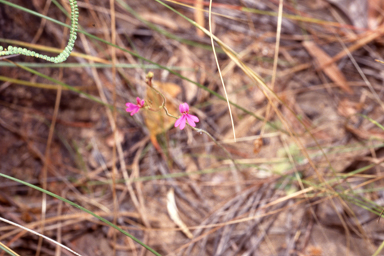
<box><xmin>1</xmin><ymin>0</ymin><xmax>384</xmax><ymax>255</ymax></box>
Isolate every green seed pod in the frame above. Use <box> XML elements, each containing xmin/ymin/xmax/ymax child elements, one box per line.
<box><xmin>0</xmin><ymin>0</ymin><xmax>78</xmax><ymax>63</ymax></box>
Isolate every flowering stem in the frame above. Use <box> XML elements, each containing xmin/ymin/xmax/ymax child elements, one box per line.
<box><xmin>147</xmin><ymin>107</ymin><xmax>161</xmax><ymax>112</ymax></box>
<box><xmin>145</xmin><ymin>75</ymin><xmax>178</xmax><ymax>119</ymax></box>
<box><xmin>145</xmin><ymin>72</ymin><xmax>240</xmax><ymax>173</ymax></box>
<box><xmin>192</xmin><ymin>127</ymin><xmax>241</xmax><ymax>171</ymax></box>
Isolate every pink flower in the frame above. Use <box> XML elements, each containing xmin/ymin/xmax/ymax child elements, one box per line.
<box><xmin>175</xmin><ymin>103</ymin><xmax>199</xmax><ymax>130</ymax></box>
<box><xmin>126</xmin><ymin>97</ymin><xmax>145</xmax><ymax>116</ymax></box>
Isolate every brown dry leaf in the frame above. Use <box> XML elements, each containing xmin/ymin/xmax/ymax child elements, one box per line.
<box><xmin>253</xmin><ymin>88</ymin><xmax>266</xmax><ymax>105</ymax></box>
<box><xmin>179</xmin><ymin>46</ymin><xmax>198</xmax><ymax>102</ymax></box>
<box><xmin>184</xmin><ymin>157</ymin><xmax>200</xmax><ymax>180</ymax></box>
<box><xmin>105</xmin><ymin>128</ymin><xmax>125</xmax><ymax>148</ymax></box>
<box><xmin>32</xmin><ymin>0</ymin><xmax>45</xmax><ymax>10</ymax></box>
<box><xmin>143</xmin><ymin>81</ymin><xmax>181</xmax><ymax>136</ymax></box>
<box><xmin>166</xmin><ymin>188</ymin><xmax>193</xmax><ymax>239</ymax></box>
<box><xmin>368</xmin><ymin>0</ymin><xmax>384</xmax><ymax>29</ymax></box>
<box><xmin>337</xmin><ymin>98</ymin><xmax>362</xmax><ymax>118</ymax></box>
<box><xmin>328</xmin><ymin>0</ymin><xmax>367</xmax><ymax>28</ymax></box>
<box><xmin>74</xmin><ymin>233</ymin><xmax>114</xmax><ymax>255</ymax></box>
<box><xmin>346</xmin><ymin>125</ymin><xmax>384</xmax><ymax>140</ymax></box>
<box><xmin>253</xmin><ymin>137</ymin><xmax>263</xmax><ymax>154</ymax></box>
<box><xmin>306</xmin><ymin>245</ymin><xmax>323</xmax><ymax>256</ymax></box>
<box><xmin>0</xmin><ymin>193</ymin><xmax>10</xmax><ymax>205</ymax></box>
<box><xmin>280</xmin><ymin>91</ymin><xmax>307</xmax><ymax>133</ymax></box>
<box><xmin>194</xmin><ymin>0</ymin><xmax>205</xmax><ymax>37</ymax></box>
<box><xmin>318</xmin><ymin>25</ymin><xmax>384</xmax><ymax>71</ymax></box>
<box><xmin>302</xmin><ymin>41</ymin><xmax>352</xmax><ymax>93</ymax></box>
<box><xmin>21</xmin><ymin>210</ymin><xmax>33</xmax><ymax>223</ymax></box>
<box><xmin>140</xmin><ymin>13</ymin><xmax>178</xmax><ymax>30</ymax></box>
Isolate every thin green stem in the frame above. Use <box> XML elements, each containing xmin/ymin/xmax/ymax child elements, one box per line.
<box><xmin>0</xmin><ymin>172</ymin><xmax>162</xmax><ymax>256</ymax></box>
<box><xmin>0</xmin><ymin>242</ymin><xmax>18</xmax><ymax>256</ymax></box>
<box><xmin>373</xmin><ymin>240</ymin><xmax>384</xmax><ymax>256</ymax></box>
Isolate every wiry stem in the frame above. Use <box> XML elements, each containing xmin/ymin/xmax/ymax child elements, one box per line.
<box><xmin>145</xmin><ymin>72</ymin><xmax>241</xmax><ymax>173</ymax></box>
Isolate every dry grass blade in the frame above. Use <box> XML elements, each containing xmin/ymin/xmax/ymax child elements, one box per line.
<box><xmin>30</xmin><ymin>0</ymin><xmax>52</xmax><ymax>44</ymax></box>
<box><xmin>109</xmin><ymin>0</ymin><xmax>119</xmax><ymax>253</ymax></box>
<box><xmin>317</xmin><ymin>24</ymin><xmax>384</xmax><ymax>71</ymax></box>
<box><xmin>0</xmin><ymin>217</ymin><xmax>82</xmax><ymax>256</ymax></box>
<box><xmin>167</xmin><ymin>188</ymin><xmax>193</xmax><ymax>239</ymax></box>
<box><xmin>208</xmin><ymin>0</ymin><xmax>237</xmax><ymax>142</ymax></box>
<box><xmin>263</xmin><ymin>0</ymin><xmax>284</xmax><ymax>138</ymax></box>
<box><xmin>303</xmin><ymin>41</ymin><xmax>352</xmax><ymax>93</ymax></box>
<box><xmin>0</xmin><ymin>241</ymin><xmax>20</xmax><ymax>256</ymax></box>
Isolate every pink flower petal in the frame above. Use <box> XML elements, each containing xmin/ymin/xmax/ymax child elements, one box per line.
<box><xmin>179</xmin><ymin>117</ymin><xmax>186</xmax><ymax>130</ymax></box>
<box><xmin>175</xmin><ymin>117</ymin><xmax>182</xmax><ymax>127</ymax></box>
<box><xmin>135</xmin><ymin>97</ymin><xmax>145</xmax><ymax>107</ymax></box>
<box><xmin>176</xmin><ymin>103</ymin><xmax>199</xmax><ymax>130</ymax></box>
<box><xmin>186</xmin><ymin>114</ymin><xmax>197</xmax><ymax>127</ymax></box>
<box><xmin>179</xmin><ymin>103</ymin><xmax>189</xmax><ymax>113</ymax></box>
<box><xmin>126</xmin><ymin>98</ymin><xmax>145</xmax><ymax>116</ymax></box>
<box><xmin>125</xmin><ymin>103</ymin><xmax>136</xmax><ymax>112</ymax></box>
<box><xmin>175</xmin><ymin>115</ymin><xmax>187</xmax><ymax>130</ymax></box>
<box><xmin>126</xmin><ymin>105</ymin><xmax>140</xmax><ymax>115</ymax></box>
<box><xmin>129</xmin><ymin>109</ymin><xmax>137</xmax><ymax>116</ymax></box>
<box><xmin>189</xmin><ymin>114</ymin><xmax>199</xmax><ymax>123</ymax></box>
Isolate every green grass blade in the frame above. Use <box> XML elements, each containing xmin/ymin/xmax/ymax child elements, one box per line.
<box><xmin>0</xmin><ymin>243</ymin><xmax>19</xmax><ymax>256</ymax></box>
<box><xmin>0</xmin><ymin>172</ymin><xmax>162</xmax><ymax>256</ymax></box>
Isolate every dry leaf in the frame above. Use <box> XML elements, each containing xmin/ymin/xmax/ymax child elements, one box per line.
<box><xmin>368</xmin><ymin>0</ymin><xmax>384</xmax><ymax>29</ymax></box>
<box><xmin>143</xmin><ymin>81</ymin><xmax>181</xmax><ymax>136</ymax></box>
<box><xmin>303</xmin><ymin>41</ymin><xmax>352</xmax><ymax>93</ymax></box>
<box><xmin>21</xmin><ymin>211</ymin><xmax>33</xmax><ymax>223</ymax></box>
<box><xmin>105</xmin><ymin>128</ymin><xmax>125</xmax><ymax>147</ymax></box>
<box><xmin>327</xmin><ymin>0</ymin><xmax>367</xmax><ymax>28</ymax></box>
<box><xmin>337</xmin><ymin>98</ymin><xmax>362</xmax><ymax>118</ymax></box>
<box><xmin>140</xmin><ymin>13</ymin><xmax>178</xmax><ymax>30</ymax></box>
<box><xmin>346</xmin><ymin>124</ymin><xmax>384</xmax><ymax>140</ymax></box>
<box><xmin>253</xmin><ymin>137</ymin><xmax>263</xmax><ymax>154</ymax></box>
<box><xmin>194</xmin><ymin>0</ymin><xmax>205</xmax><ymax>37</ymax></box>
<box><xmin>166</xmin><ymin>188</ymin><xmax>193</xmax><ymax>239</ymax></box>
<box><xmin>318</xmin><ymin>25</ymin><xmax>384</xmax><ymax>71</ymax></box>
<box><xmin>179</xmin><ymin>46</ymin><xmax>198</xmax><ymax>102</ymax></box>
<box><xmin>306</xmin><ymin>245</ymin><xmax>322</xmax><ymax>256</ymax></box>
